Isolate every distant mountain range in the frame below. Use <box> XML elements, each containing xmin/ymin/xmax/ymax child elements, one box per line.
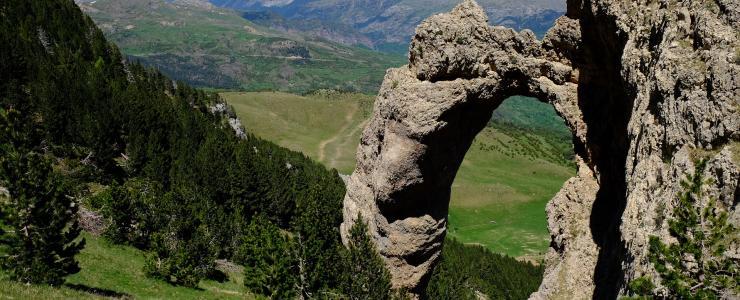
<box><xmin>75</xmin><ymin>0</ymin><xmax>404</xmax><ymax>93</ymax></box>
<box><xmin>74</xmin><ymin>0</ymin><xmax>563</xmax><ymax>92</ymax></box>
<box><xmin>210</xmin><ymin>0</ymin><xmax>565</xmax><ymax>53</ymax></box>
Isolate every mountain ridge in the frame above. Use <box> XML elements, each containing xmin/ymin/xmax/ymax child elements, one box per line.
<box><xmin>211</xmin><ymin>0</ymin><xmax>565</xmax><ymax>51</ymax></box>
<box><xmin>76</xmin><ymin>0</ymin><xmax>405</xmax><ymax>93</ymax></box>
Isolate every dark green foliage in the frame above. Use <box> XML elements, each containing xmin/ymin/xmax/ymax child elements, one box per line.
<box><xmin>234</xmin><ymin>215</ymin><xmax>297</xmax><ymax>299</ymax></box>
<box><xmin>644</xmin><ymin>159</ymin><xmax>739</xmax><ymax>298</ymax></box>
<box><xmin>143</xmin><ymin>190</ymin><xmax>217</xmax><ymax>288</ymax></box>
<box><xmin>426</xmin><ymin>244</ymin><xmax>475</xmax><ymax>300</ymax></box>
<box><xmin>85</xmin><ymin>186</ymin><xmax>112</xmax><ymax>211</ymax></box>
<box><xmin>291</xmin><ymin>171</ymin><xmax>346</xmax><ymax>295</ymax></box>
<box><xmin>339</xmin><ymin>216</ymin><xmax>392</xmax><ymax>300</ymax></box>
<box><xmin>101</xmin><ymin>179</ymin><xmax>161</xmax><ymax>248</ymax></box>
<box><xmin>627</xmin><ymin>276</ymin><xmax>655</xmax><ymax>297</ymax></box>
<box><xmin>102</xmin><ymin>182</ymin><xmax>133</xmax><ymax>244</ymax></box>
<box><xmin>0</xmin><ymin>109</ymin><xmax>85</xmax><ymax>285</ymax></box>
<box><xmin>426</xmin><ymin>239</ymin><xmax>544</xmax><ymax>300</ymax></box>
<box><xmin>143</xmin><ymin>227</ymin><xmax>216</xmax><ymax>288</ymax></box>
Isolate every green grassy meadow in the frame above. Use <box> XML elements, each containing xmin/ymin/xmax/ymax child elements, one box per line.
<box><xmin>225</xmin><ymin>91</ymin><xmax>375</xmax><ymax>174</ymax></box>
<box><xmin>448</xmin><ymin>127</ymin><xmax>573</xmax><ymax>258</ymax></box>
<box><xmin>0</xmin><ymin>232</ymin><xmax>250</xmax><ymax>299</ymax></box>
<box><xmin>222</xmin><ymin>92</ymin><xmax>575</xmax><ymax>258</ymax></box>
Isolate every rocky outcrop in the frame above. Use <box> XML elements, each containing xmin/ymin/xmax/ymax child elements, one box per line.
<box><xmin>210</xmin><ymin>102</ymin><xmax>247</xmax><ymax>139</ymax></box>
<box><xmin>340</xmin><ymin>0</ymin><xmax>739</xmax><ymax>298</ymax></box>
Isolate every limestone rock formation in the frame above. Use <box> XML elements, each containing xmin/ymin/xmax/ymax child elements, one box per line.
<box><xmin>340</xmin><ymin>0</ymin><xmax>739</xmax><ymax>298</ymax></box>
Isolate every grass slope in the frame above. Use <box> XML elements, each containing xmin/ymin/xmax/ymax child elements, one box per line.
<box><xmin>226</xmin><ymin>91</ymin><xmax>374</xmax><ymax>174</ymax></box>
<box><xmin>448</xmin><ymin>126</ymin><xmax>572</xmax><ymax>257</ymax></box>
<box><xmin>1</xmin><ymin>275</ymin><xmax>103</xmax><ymax>300</ymax></box>
<box><xmin>221</xmin><ymin>92</ymin><xmax>575</xmax><ymax>258</ymax></box>
<box><xmin>1</xmin><ymin>232</ymin><xmax>249</xmax><ymax>299</ymax></box>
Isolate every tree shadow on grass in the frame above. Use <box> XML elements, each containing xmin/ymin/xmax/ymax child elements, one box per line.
<box><xmin>65</xmin><ymin>283</ymin><xmax>132</xmax><ymax>299</ymax></box>
<box><xmin>164</xmin><ymin>282</ymin><xmax>206</xmax><ymax>291</ymax></box>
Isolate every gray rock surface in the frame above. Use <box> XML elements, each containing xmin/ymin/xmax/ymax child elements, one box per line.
<box><xmin>210</xmin><ymin>102</ymin><xmax>247</xmax><ymax>139</ymax></box>
<box><xmin>340</xmin><ymin>0</ymin><xmax>739</xmax><ymax>298</ymax></box>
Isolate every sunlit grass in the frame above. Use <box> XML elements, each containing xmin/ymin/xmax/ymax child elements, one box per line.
<box><xmin>1</xmin><ymin>232</ymin><xmax>250</xmax><ymax>299</ymax></box>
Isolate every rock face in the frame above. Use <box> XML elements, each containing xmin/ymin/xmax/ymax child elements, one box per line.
<box><xmin>340</xmin><ymin>0</ymin><xmax>739</xmax><ymax>298</ymax></box>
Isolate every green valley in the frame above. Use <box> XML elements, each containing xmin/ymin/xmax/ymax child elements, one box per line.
<box><xmin>222</xmin><ymin>92</ymin><xmax>575</xmax><ymax>258</ymax></box>
<box><xmin>75</xmin><ymin>0</ymin><xmax>574</xmax><ymax>258</ymax></box>
<box><xmin>211</xmin><ymin>0</ymin><xmax>565</xmax><ymax>50</ymax></box>
<box><xmin>76</xmin><ymin>0</ymin><xmax>405</xmax><ymax>93</ymax></box>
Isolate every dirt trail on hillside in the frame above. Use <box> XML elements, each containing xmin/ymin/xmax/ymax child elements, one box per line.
<box><xmin>330</xmin><ymin>117</ymin><xmax>369</xmax><ymax>169</ymax></box>
<box><xmin>317</xmin><ymin>102</ymin><xmax>359</xmax><ymax>166</ymax></box>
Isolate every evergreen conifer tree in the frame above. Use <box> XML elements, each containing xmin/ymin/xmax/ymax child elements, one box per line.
<box><xmin>340</xmin><ymin>215</ymin><xmax>392</xmax><ymax>300</ymax></box>
<box><xmin>143</xmin><ymin>189</ymin><xmax>216</xmax><ymax>288</ymax></box>
<box><xmin>0</xmin><ymin>108</ymin><xmax>85</xmax><ymax>285</ymax></box>
<box><xmin>102</xmin><ymin>182</ymin><xmax>133</xmax><ymax>244</ymax></box>
<box><xmin>640</xmin><ymin>159</ymin><xmax>739</xmax><ymax>298</ymax></box>
<box><xmin>235</xmin><ymin>215</ymin><xmax>297</xmax><ymax>299</ymax></box>
<box><xmin>290</xmin><ymin>173</ymin><xmax>345</xmax><ymax>295</ymax></box>
<box><xmin>425</xmin><ymin>242</ymin><xmax>475</xmax><ymax>299</ymax></box>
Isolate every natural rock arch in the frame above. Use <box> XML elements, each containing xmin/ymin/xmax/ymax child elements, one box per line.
<box><xmin>340</xmin><ymin>0</ymin><xmax>739</xmax><ymax>298</ymax></box>
<box><xmin>341</xmin><ymin>1</ymin><xmax>588</xmax><ymax>294</ymax></box>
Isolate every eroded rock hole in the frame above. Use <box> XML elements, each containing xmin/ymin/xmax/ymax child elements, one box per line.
<box><xmin>342</xmin><ymin>1</ymin><xmax>634</xmax><ymax>297</ymax></box>
<box><xmin>446</xmin><ymin>96</ymin><xmax>576</xmax><ymax>259</ymax></box>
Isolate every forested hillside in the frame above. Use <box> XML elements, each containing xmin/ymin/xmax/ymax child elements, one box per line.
<box><xmin>0</xmin><ymin>0</ymin><xmax>343</xmax><ymax>296</ymax></box>
<box><xmin>427</xmin><ymin>239</ymin><xmax>544</xmax><ymax>299</ymax></box>
<box><xmin>0</xmin><ymin>0</ymin><xmax>543</xmax><ymax>298</ymax></box>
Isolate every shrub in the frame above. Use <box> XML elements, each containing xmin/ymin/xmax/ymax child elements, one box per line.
<box><xmin>627</xmin><ymin>276</ymin><xmax>655</xmax><ymax>296</ymax></box>
<box><xmin>101</xmin><ymin>178</ymin><xmax>161</xmax><ymax>248</ymax></box>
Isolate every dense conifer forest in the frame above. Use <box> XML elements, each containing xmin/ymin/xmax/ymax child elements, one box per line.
<box><xmin>0</xmin><ymin>0</ymin><xmax>545</xmax><ymax>298</ymax></box>
<box><xmin>427</xmin><ymin>239</ymin><xmax>544</xmax><ymax>299</ymax></box>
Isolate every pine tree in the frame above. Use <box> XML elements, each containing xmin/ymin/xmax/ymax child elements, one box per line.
<box><xmin>99</xmin><ymin>178</ymin><xmax>160</xmax><ymax>248</ymax></box>
<box><xmin>102</xmin><ymin>182</ymin><xmax>132</xmax><ymax>244</ymax></box>
<box><xmin>290</xmin><ymin>173</ymin><xmax>345</xmax><ymax>295</ymax></box>
<box><xmin>143</xmin><ymin>190</ymin><xmax>216</xmax><ymax>288</ymax></box>
<box><xmin>425</xmin><ymin>242</ymin><xmax>475</xmax><ymax>300</ymax></box>
<box><xmin>0</xmin><ymin>108</ymin><xmax>85</xmax><ymax>285</ymax></box>
<box><xmin>340</xmin><ymin>215</ymin><xmax>392</xmax><ymax>300</ymax></box>
<box><xmin>143</xmin><ymin>225</ymin><xmax>215</xmax><ymax>288</ymax></box>
<box><xmin>235</xmin><ymin>215</ymin><xmax>297</xmax><ymax>299</ymax></box>
<box><xmin>642</xmin><ymin>159</ymin><xmax>739</xmax><ymax>298</ymax></box>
